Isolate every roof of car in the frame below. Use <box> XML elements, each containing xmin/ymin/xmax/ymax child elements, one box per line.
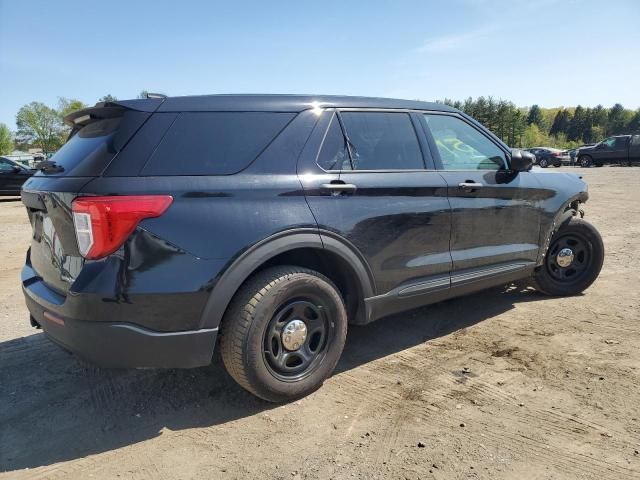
<box><xmin>111</xmin><ymin>94</ymin><xmax>458</xmax><ymax>114</ymax></box>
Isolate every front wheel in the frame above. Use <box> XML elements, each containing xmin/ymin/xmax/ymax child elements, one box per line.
<box><xmin>539</xmin><ymin>158</ymin><xmax>549</xmax><ymax>168</ymax></box>
<box><xmin>579</xmin><ymin>156</ymin><xmax>592</xmax><ymax>168</ymax></box>
<box><xmin>220</xmin><ymin>266</ymin><xmax>347</xmax><ymax>402</ymax></box>
<box><xmin>532</xmin><ymin>217</ymin><xmax>604</xmax><ymax>296</ymax></box>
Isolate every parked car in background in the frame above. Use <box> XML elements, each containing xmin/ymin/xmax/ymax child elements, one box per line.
<box><xmin>523</xmin><ymin>147</ymin><xmax>568</xmax><ymax>168</ymax></box>
<box><xmin>4</xmin><ymin>154</ymin><xmax>36</xmax><ymax>168</ymax></box>
<box><xmin>577</xmin><ymin>135</ymin><xmax>640</xmax><ymax>167</ymax></box>
<box><xmin>0</xmin><ymin>157</ymin><xmax>35</xmax><ymax>195</ymax></box>
<box><xmin>20</xmin><ymin>94</ymin><xmax>603</xmax><ymax>402</ymax></box>
<box><xmin>565</xmin><ymin>145</ymin><xmax>594</xmax><ymax>166</ymax></box>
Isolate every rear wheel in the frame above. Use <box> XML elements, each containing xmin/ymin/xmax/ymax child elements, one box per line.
<box><xmin>532</xmin><ymin>217</ymin><xmax>604</xmax><ymax>296</ymax></box>
<box><xmin>220</xmin><ymin>266</ymin><xmax>347</xmax><ymax>402</ymax></box>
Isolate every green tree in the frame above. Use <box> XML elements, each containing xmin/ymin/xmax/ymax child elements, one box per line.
<box><xmin>0</xmin><ymin>123</ymin><xmax>13</xmax><ymax>155</ymax></box>
<box><xmin>607</xmin><ymin>103</ymin><xmax>628</xmax><ymax>135</ymax></box>
<box><xmin>137</xmin><ymin>90</ymin><xmax>149</xmax><ymax>99</ymax></box>
<box><xmin>627</xmin><ymin>109</ymin><xmax>640</xmax><ymax>133</ymax></box>
<box><xmin>15</xmin><ymin>102</ymin><xmax>64</xmax><ymax>153</ymax></box>
<box><xmin>526</xmin><ymin>104</ymin><xmax>544</xmax><ymax>128</ymax></box>
<box><xmin>99</xmin><ymin>94</ymin><xmax>118</xmax><ymax>103</ymax></box>
<box><xmin>567</xmin><ymin>105</ymin><xmax>587</xmax><ymax>142</ymax></box>
<box><xmin>57</xmin><ymin>97</ymin><xmax>87</xmax><ymax>118</ymax></box>
<box><xmin>550</xmin><ymin>109</ymin><xmax>571</xmax><ymax>136</ymax></box>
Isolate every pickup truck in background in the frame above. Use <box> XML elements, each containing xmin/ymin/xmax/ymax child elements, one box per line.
<box><xmin>577</xmin><ymin>134</ymin><xmax>640</xmax><ymax>167</ymax></box>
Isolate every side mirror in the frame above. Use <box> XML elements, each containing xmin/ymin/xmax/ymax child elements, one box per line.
<box><xmin>12</xmin><ymin>166</ymin><xmax>22</xmax><ymax>173</ymax></box>
<box><xmin>510</xmin><ymin>149</ymin><xmax>534</xmax><ymax>172</ymax></box>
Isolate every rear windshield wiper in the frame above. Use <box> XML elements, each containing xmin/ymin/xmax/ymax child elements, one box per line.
<box><xmin>34</xmin><ymin>160</ymin><xmax>64</xmax><ymax>173</ymax></box>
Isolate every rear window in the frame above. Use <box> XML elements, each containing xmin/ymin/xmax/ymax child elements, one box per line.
<box><xmin>47</xmin><ymin>117</ymin><xmax>121</xmax><ymax>175</ymax></box>
<box><xmin>141</xmin><ymin>112</ymin><xmax>295</xmax><ymax>176</ymax></box>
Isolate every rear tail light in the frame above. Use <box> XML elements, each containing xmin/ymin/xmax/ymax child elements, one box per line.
<box><xmin>72</xmin><ymin>195</ymin><xmax>173</xmax><ymax>259</ymax></box>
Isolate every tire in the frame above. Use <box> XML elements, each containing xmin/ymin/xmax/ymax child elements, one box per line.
<box><xmin>532</xmin><ymin>217</ymin><xmax>604</xmax><ymax>296</ymax></box>
<box><xmin>554</xmin><ymin>161</ymin><xmax>562</xmax><ymax>167</ymax></box>
<box><xmin>539</xmin><ymin>158</ymin><xmax>549</xmax><ymax>168</ymax></box>
<box><xmin>220</xmin><ymin>265</ymin><xmax>348</xmax><ymax>402</ymax></box>
<box><xmin>579</xmin><ymin>156</ymin><xmax>592</xmax><ymax>168</ymax></box>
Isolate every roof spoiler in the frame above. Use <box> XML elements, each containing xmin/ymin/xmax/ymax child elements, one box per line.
<box><xmin>63</xmin><ymin>97</ymin><xmax>166</xmax><ymax>127</ymax></box>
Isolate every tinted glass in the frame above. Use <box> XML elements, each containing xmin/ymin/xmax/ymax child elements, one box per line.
<box><xmin>339</xmin><ymin>112</ymin><xmax>424</xmax><ymax>170</ymax></box>
<box><xmin>142</xmin><ymin>112</ymin><xmax>295</xmax><ymax>176</ymax></box>
<box><xmin>48</xmin><ymin>117</ymin><xmax>121</xmax><ymax>174</ymax></box>
<box><xmin>613</xmin><ymin>137</ymin><xmax>627</xmax><ymax>149</ymax></box>
<box><xmin>316</xmin><ymin>115</ymin><xmax>350</xmax><ymax>170</ymax></box>
<box><xmin>424</xmin><ymin>114</ymin><xmax>506</xmax><ymax>170</ymax></box>
<box><xmin>0</xmin><ymin>158</ymin><xmax>14</xmax><ymax>172</ymax></box>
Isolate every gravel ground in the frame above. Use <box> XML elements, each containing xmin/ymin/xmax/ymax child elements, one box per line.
<box><xmin>1</xmin><ymin>167</ymin><xmax>639</xmax><ymax>479</ymax></box>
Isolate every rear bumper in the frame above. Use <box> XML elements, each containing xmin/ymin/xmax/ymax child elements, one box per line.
<box><xmin>22</xmin><ymin>266</ymin><xmax>217</xmax><ymax>368</ymax></box>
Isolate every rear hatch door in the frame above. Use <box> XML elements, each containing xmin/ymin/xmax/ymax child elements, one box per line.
<box><xmin>22</xmin><ymin>104</ymin><xmax>154</xmax><ymax>295</ymax></box>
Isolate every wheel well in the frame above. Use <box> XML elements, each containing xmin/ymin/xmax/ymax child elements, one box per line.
<box><xmin>256</xmin><ymin>247</ymin><xmax>366</xmax><ymax>324</ymax></box>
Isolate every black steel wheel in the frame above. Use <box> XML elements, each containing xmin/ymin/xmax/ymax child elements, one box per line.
<box><xmin>263</xmin><ymin>298</ymin><xmax>332</xmax><ymax>382</ymax></box>
<box><xmin>220</xmin><ymin>266</ymin><xmax>347</xmax><ymax>402</ymax></box>
<box><xmin>545</xmin><ymin>233</ymin><xmax>592</xmax><ymax>283</ymax></box>
<box><xmin>533</xmin><ymin>217</ymin><xmax>604</xmax><ymax>296</ymax></box>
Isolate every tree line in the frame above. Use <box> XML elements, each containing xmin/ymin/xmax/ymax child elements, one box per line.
<box><xmin>1</xmin><ymin>93</ymin><xmax>639</xmax><ymax>156</ymax></box>
<box><xmin>440</xmin><ymin>97</ymin><xmax>640</xmax><ymax>150</ymax></box>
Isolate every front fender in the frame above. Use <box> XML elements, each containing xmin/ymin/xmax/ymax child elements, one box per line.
<box><xmin>538</xmin><ymin>190</ymin><xmax>589</xmax><ymax>265</ymax></box>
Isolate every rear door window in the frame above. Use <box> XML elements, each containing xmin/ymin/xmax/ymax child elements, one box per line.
<box><xmin>141</xmin><ymin>112</ymin><xmax>295</xmax><ymax>176</ymax></box>
<box><xmin>338</xmin><ymin>112</ymin><xmax>424</xmax><ymax>170</ymax></box>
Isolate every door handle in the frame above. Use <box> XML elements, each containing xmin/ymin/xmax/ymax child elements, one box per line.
<box><xmin>320</xmin><ymin>182</ymin><xmax>357</xmax><ymax>195</ymax></box>
<box><xmin>458</xmin><ymin>181</ymin><xmax>483</xmax><ymax>192</ymax></box>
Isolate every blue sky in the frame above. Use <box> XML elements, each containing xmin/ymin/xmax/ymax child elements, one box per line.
<box><xmin>1</xmin><ymin>0</ymin><xmax>638</xmax><ymax>128</ymax></box>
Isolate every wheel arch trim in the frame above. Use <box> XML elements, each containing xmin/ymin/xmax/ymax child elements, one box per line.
<box><xmin>538</xmin><ymin>191</ymin><xmax>589</xmax><ymax>265</ymax></box>
<box><xmin>199</xmin><ymin>228</ymin><xmax>375</xmax><ymax>330</ymax></box>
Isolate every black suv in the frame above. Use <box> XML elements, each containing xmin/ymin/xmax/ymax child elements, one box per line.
<box><xmin>21</xmin><ymin>95</ymin><xmax>604</xmax><ymax>402</ymax></box>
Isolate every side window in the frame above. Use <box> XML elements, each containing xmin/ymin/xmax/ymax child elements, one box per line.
<box><xmin>612</xmin><ymin>137</ymin><xmax>626</xmax><ymax>149</ymax></box>
<box><xmin>316</xmin><ymin>114</ymin><xmax>350</xmax><ymax>171</ymax></box>
<box><xmin>424</xmin><ymin>114</ymin><xmax>506</xmax><ymax>170</ymax></box>
<box><xmin>142</xmin><ymin>112</ymin><xmax>295</xmax><ymax>176</ymax></box>
<box><xmin>339</xmin><ymin>112</ymin><xmax>424</xmax><ymax>170</ymax></box>
<box><xmin>602</xmin><ymin>137</ymin><xmax>615</xmax><ymax>148</ymax></box>
<box><xmin>0</xmin><ymin>159</ymin><xmax>15</xmax><ymax>172</ymax></box>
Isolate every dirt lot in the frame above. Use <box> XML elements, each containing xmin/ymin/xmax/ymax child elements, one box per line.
<box><xmin>1</xmin><ymin>167</ymin><xmax>639</xmax><ymax>479</ymax></box>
